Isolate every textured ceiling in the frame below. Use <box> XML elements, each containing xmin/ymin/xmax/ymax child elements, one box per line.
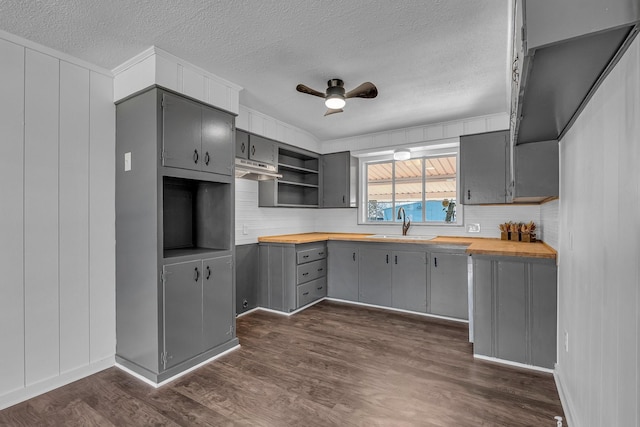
<box><xmin>0</xmin><ymin>0</ymin><xmax>510</xmax><ymax>141</ymax></box>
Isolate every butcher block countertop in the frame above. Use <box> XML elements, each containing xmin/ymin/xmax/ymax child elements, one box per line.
<box><xmin>257</xmin><ymin>232</ymin><xmax>557</xmax><ymax>259</ymax></box>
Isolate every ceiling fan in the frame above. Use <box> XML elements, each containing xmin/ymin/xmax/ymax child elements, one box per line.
<box><xmin>296</xmin><ymin>79</ymin><xmax>378</xmax><ymax>116</ymax></box>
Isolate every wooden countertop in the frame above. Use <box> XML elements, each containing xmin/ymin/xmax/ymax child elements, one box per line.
<box><xmin>257</xmin><ymin>232</ymin><xmax>557</xmax><ymax>259</ymax></box>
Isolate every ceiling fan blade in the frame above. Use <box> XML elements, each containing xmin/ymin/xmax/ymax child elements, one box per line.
<box><xmin>345</xmin><ymin>82</ymin><xmax>378</xmax><ymax>99</ymax></box>
<box><xmin>324</xmin><ymin>108</ymin><xmax>344</xmax><ymax>116</ymax></box>
<box><xmin>296</xmin><ymin>84</ymin><xmax>326</xmax><ymax>98</ymax></box>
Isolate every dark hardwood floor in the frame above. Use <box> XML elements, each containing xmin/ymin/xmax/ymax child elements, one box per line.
<box><xmin>0</xmin><ymin>300</ymin><xmax>565</xmax><ymax>426</ymax></box>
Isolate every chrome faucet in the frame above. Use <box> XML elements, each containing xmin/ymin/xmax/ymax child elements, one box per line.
<box><xmin>397</xmin><ymin>207</ymin><xmax>411</xmax><ymax>236</ymax></box>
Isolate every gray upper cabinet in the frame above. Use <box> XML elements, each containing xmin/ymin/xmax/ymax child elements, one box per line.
<box><xmin>236</xmin><ymin>129</ymin><xmax>249</xmax><ymax>159</ymax></box>
<box><xmin>391</xmin><ymin>250</ymin><xmax>427</xmax><ymax>313</ymax></box>
<box><xmin>162</xmin><ymin>93</ymin><xmax>202</xmax><ymax>171</ymax></box>
<box><xmin>201</xmin><ymin>108</ymin><xmax>234</xmax><ymax>176</ymax></box>
<box><xmin>250</xmin><ymin>135</ymin><xmax>277</xmax><ymax>164</ymax></box>
<box><xmin>359</xmin><ymin>247</ymin><xmax>392</xmax><ymax>306</ymax></box>
<box><xmin>429</xmin><ymin>252</ymin><xmax>468</xmax><ymax>320</ymax></box>
<box><xmin>460</xmin><ymin>130</ymin><xmax>509</xmax><ymax>204</ymax></box>
<box><xmin>327</xmin><ymin>242</ymin><xmax>359</xmax><ymax>301</ymax></box>
<box><xmin>162</xmin><ymin>91</ymin><xmax>234</xmax><ymax>176</ymax></box>
<box><xmin>510</xmin><ymin>140</ymin><xmax>559</xmax><ymax>203</ymax></box>
<box><xmin>472</xmin><ymin>254</ymin><xmax>557</xmax><ymax>369</ymax></box>
<box><xmin>321</xmin><ymin>151</ymin><xmax>357</xmax><ymax>208</ymax></box>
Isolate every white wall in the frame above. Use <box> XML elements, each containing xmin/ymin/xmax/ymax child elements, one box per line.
<box><xmin>0</xmin><ymin>31</ymin><xmax>115</xmax><ymax>410</ymax></box>
<box><xmin>540</xmin><ymin>199</ymin><xmax>559</xmax><ymax>250</ymax></box>
<box><xmin>555</xmin><ymin>35</ymin><xmax>639</xmax><ymax>427</ymax></box>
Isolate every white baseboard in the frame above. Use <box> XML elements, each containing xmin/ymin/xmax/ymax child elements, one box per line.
<box><xmin>115</xmin><ymin>344</ymin><xmax>241</xmax><ymax>388</ymax></box>
<box><xmin>0</xmin><ymin>356</ymin><xmax>115</xmax><ymax>411</ymax></box>
<box><xmin>554</xmin><ymin>366</ymin><xmax>577</xmax><ymax>427</ymax></box>
<box><xmin>473</xmin><ymin>354</ymin><xmax>554</xmax><ymax>374</ymax></box>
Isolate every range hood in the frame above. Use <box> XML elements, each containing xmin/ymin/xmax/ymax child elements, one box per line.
<box><xmin>235</xmin><ymin>157</ymin><xmax>282</xmax><ymax>181</ymax></box>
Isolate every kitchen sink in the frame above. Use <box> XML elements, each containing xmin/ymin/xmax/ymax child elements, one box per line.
<box><xmin>367</xmin><ymin>234</ymin><xmax>435</xmax><ymax>241</ymax></box>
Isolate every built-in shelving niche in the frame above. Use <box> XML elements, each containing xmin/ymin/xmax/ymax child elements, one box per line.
<box><xmin>162</xmin><ymin>176</ymin><xmax>231</xmax><ymax>258</ymax></box>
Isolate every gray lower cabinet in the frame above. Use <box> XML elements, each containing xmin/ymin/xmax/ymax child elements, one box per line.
<box><xmin>259</xmin><ymin>242</ymin><xmax>327</xmax><ymax>312</ymax></box>
<box><xmin>391</xmin><ymin>251</ymin><xmax>427</xmax><ymax>313</ymax></box>
<box><xmin>327</xmin><ymin>242</ymin><xmax>359</xmax><ymax>301</ymax></box>
<box><xmin>472</xmin><ymin>255</ymin><xmax>557</xmax><ymax>369</ymax></box>
<box><xmin>358</xmin><ymin>247</ymin><xmax>392</xmax><ymax>306</ymax></box>
<box><xmin>429</xmin><ymin>252</ymin><xmax>469</xmax><ymax>319</ymax></box>
<box><xmin>163</xmin><ymin>260</ymin><xmax>204</xmax><ymax>369</ymax></box>
<box><xmin>163</xmin><ymin>255</ymin><xmax>234</xmax><ymax>370</ymax></box>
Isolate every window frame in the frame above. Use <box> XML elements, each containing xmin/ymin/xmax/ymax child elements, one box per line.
<box><xmin>358</xmin><ymin>146</ymin><xmax>462</xmax><ymax>226</ymax></box>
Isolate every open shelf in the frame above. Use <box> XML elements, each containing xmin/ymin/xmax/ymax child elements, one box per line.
<box><xmin>162</xmin><ymin>176</ymin><xmax>231</xmax><ymax>257</ymax></box>
<box><xmin>278</xmin><ymin>163</ymin><xmax>319</xmax><ymax>174</ymax></box>
<box><xmin>278</xmin><ymin>180</ymin><xmax>318</xmax><ymax>188</ymax></box>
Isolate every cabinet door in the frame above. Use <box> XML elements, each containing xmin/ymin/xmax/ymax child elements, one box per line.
<box><xmin>391</xmin><ymin>251</ymin><xmax>427</xmax><ymax>312</ymax></box>
<box><xmin>322</xmin><ymin>152</ymin><xmax>350</xmax><ymax>208</ymax></box>
<box><xmin>530</xmin><ymin>262</ymin><xmax>557</xmax><ymax>368</ymax></box>
<box><xmin>202</xmin><ymin>255</ymin><xmax>234</xmax><ymax>350</ymax></box>
<box><xmin>236</xmin><ymin>129</ymin><xmax>249</xmax><ymax>159</ymax></box>
<box><xmin>359</xmin><ymin>247</ymin><xmax>392</xmax><ymax>306</ymax></box>
<box><xmin>460</xmin><ymin>130</ymin><xmax>509</xmax><ymax>204</ymax></box>
<box><xmin>201</xmin><ymin>108</ymin><xmax>234</xmax><ymax>175</ymax></box>
<box><xmin>249</xmin><ymin>135</ymin><xmax>277</xmax><ymax>164</ymax></box>
<box><xmin>163</xmin><ymin>260</ymin><xmax>203</xmax><ymax>370</ymax></box>
<box><xmin>162</xmin><ymin>92</ymin><xmax>202</xmax><ymax>171</ymax></box>
<box><xmin>496</xmin><ymin>260</ymin><xmax>527</xmax><ymax>364</ymax></box>
<box><xmin>473</xmin><ymin>258</ymin><xmax>494</xmax><ymax>356</ymax></box>
<box><xmin>429</xmin><ymin>252</ymin><xmax>468</xmax><ymax>319</ymax></box>
<box><xmin>327</xmin><ymin>245</ymin><xmax>359</xmax><ymax>301</ymax></box>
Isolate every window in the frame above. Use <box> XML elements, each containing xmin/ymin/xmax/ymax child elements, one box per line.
<box><xmin>362</xmin><ymin>151</ymin><xmax>459</xmax><ymax>224</ymax></box>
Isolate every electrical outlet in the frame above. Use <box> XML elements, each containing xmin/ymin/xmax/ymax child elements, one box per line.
<box><xmin>467</xmin><ymin>223</ymin><xmax>481</xmax><ymax>233</ymax></box>
<box><xmin>242</xmin><ymin>224</ymin><xmax>248</xmax><ymax>235</ymax></box>
<box><xmin>564</xmin><ymin>331</ymin><xmax>569</xmax><ymax>352</ymax></box>
<box><xmin>124</xmin><ymin>152</ymin><xmax>131</xmax><ymax>171</ymax></box>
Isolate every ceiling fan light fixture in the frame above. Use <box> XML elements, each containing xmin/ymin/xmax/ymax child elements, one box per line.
<box><xmin>325</xmin><ymin>94</ymin><xmax>346</xmax><ymax>109</ymax></box>
<box><xmin>393</xmin><ymin>148</ymin><xmax>411</xmax><ymax>161</ymax></box>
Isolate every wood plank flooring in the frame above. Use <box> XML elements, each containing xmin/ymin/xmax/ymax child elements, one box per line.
<box><xmin>0</xmin><ymin>300</ymin><xmax>565</xmax><ymax>426</ymax></box>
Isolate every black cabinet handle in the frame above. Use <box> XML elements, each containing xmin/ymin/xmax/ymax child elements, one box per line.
<box><xmin>204</xmin><ymin>151</ymin><xmax>210</xmax><ymax>166</ymax></box>
<box><xmin>395</xmin><ymin>255</ymin><xmax>398</xmax><ymax>265</ymax></box>
<box><xmin>193</xmin><ymin>149</ymin><xmax>199</xmax><ymax>164</ymax></box>
<box><xmin>206</xmin><ymin>266</ymin><xmax>211</xmax><ymax>280</ymax></box>
<box><xmin>318</xmin><ymin>252</ymin><xmax>325</xmax><ymax>256</ymax></box>
<box><xmin>251</xmin><ymin>145</ymin><xmax>256</xmax><ymax>156</ymax></box>
<box><xmin>317</xmin><ymin>286</ymin><xmax>323</xmax><ymax>290</ymax></box>
<box><xmin>467</xmin><ymin>189</ymin><xmax>471</xmax><ymax>200</ymax></box>
<box><xmin>434</xmin><ymin>257</ymin><xmax>438</xmax><ymax>268</ymax></box>
<box><xmin>303</xmin><ymin>255</ymin><xmax>310</xmax><ymax>259</ymax></box>
<box><xmin>352</xmin><ymin>252</ymin><xmax>356</xmax><ymax>261</ymax></box>
<box><xmin>194</xmin><ymin>267</ymin><xmax>199</xmax><ymax>282</ymax></box>
<box><xmin>342</xmin><ymin>195</ymin><xmax>345</xmax><ymax>204</ymax></box>
<box><xmin>303</xmin><ymin>272</ymin><xmax>309</xmax><ymax>276</ymax></box>
<box><xmin>303</xmin><ymin>291</ymin><xmax>309</xmax><ymax>296</ymax></box>
<box><xmin>386</xmin><ymin>254</ymin><xmax>389</xmax><ymax>264</ymax></box>
<box><xmin>241</xmin><ymin>142</ymin><xmax>246</xmax><ymax>153</ymax></box>
<box><xmin>317</xmin><ymin>268</ymin><xmax>323</xmax><ymax>272</ymax></box>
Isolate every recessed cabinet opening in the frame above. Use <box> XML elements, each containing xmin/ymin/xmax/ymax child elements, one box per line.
<box><xmin>279</xmin><ymin>148</ymin><xmax>319</xmax><ymax>172</ymax></box>
<box><xmin>163</xmin><ymin>176</ymin><xmax>231</xmax><ymax>258</ymax></box>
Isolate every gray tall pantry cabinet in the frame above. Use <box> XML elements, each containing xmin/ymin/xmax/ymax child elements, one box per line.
<box><xmin>115</xmin><ymin>87</ymin><xmax>239</xmax><ymax>383</ymax></box>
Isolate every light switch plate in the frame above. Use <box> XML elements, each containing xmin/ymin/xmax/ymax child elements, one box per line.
<box><xmin>124</xmin><ymin>152</ymin><xmax>132</xmax><ymax>171</ymax></box>
<box><xmin>467</xmin><ymin>223</ymin><xmax>481</xmax><ymax>233</ymax></box>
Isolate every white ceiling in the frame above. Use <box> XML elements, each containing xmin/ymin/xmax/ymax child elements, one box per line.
<box><xmin>0</xmin><ymin>0</ymin><xmax>510</xmax><ymax>141</ymax></box>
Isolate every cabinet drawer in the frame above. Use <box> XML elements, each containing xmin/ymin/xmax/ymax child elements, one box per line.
<box><xmin>297</xmin><ymin>259</ymin><xmax>327</xmax><ymax>284</ymax></box>
<box><xmin>297</xmin><ymin>277</ymin><xmax>326</xmax><ymax>308</ymax></box>
<box><xmin>297</xmin><ymin>246</ymin><xmax>327</xmax><ymax>264</ymax></box>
